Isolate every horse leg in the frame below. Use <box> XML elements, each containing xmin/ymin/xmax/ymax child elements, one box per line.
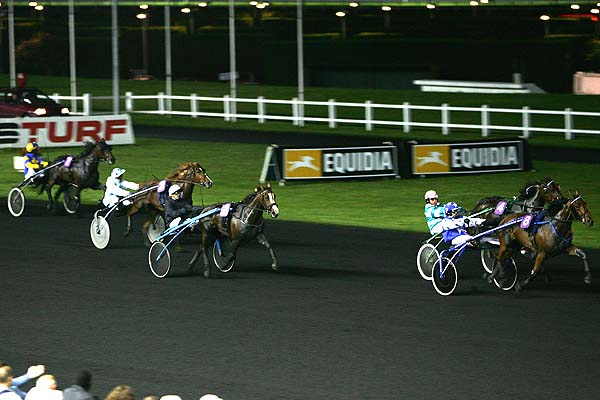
<box><xmin>516</xmin><ymin>252</ymin><xmax>546</xmax><ymax>292</ymax></box>
<box><xmin>566</xmin><ymin>246</ymin><xmax>591</xmax><ymax>285</ymax></box>
<box><xmin>45</xmin><ymin>184</ymin><xmax>55</xmax><ymax>211</ymax></box>
<box><xmin>256</xmin><ymin>231</ymin><xmax>278</xmax><ymax>271</ymax></box>
<box><xmin>200</xmin><ymin>233</ymin><xmax>213</xmax><ymax>278</ymax></box>
<box><xmin>123</xmin><ymin>207</ymin><xmax>137</xmax><ymax>237</ymax></box>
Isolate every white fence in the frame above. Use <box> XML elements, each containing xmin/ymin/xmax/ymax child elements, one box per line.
<box><xmin>51</xmin><ymin>92</ymin><xmax>600</xmax><ymax>140</ymax></box>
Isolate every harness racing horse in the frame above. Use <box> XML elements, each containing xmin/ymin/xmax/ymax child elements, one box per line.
<box><xmin>488</xmin><ymin>191</ymin><xmax>594</xmax><ymax>292</ymax></box>
<box><xmin>189</xmin><ymin>183</ymin><xmax>280</xmax><ymax>278</ymax></box>
<box><xmin>470</xmin><ymin>177</ymin><xmax>563</xmax><ymax>221</ymax></box>
<box><xmin>125</xmin><ymin>162</ymin><xmax>213</xmax><ymax>243</ymax></box>
<box><xmin>41</xmin><ymin>139</ymin><xmax>115</xmax><ymax>211</ymax></box>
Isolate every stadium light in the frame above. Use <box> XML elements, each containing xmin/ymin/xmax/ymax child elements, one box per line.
<box><xmin>570</xmin><ymin>4</ymin><xmax>580</xmax><ymax>10</ymax></box>
<box><xmin>136</xmin><ymin>13</ymin><xmax>147</xmax><ymax>19</ymax></box>
<box><xmin>469</xmin><ymin>1</ymin><xmax>479</xmax><ymax>6</ymax></box>
<box><xmin>381</xmin><ymin>5</ymin><xmax>391</xmax><ymax>11</ymax></box>
<box><xmin>34</xmin><ymin>4</ymin><xmax>43</xmax><ymax>11</ymax></box>
<box><xmin>263</xmin><ymin>2</ymin><xmax>270</xmax><ymax>6</ymax></box>
<box><xmin>139</xmin><ymin>4</ymin><xmax>149</xmax><ymax>10</ymax></box>
<box><xmin>256</xmin><ymin>3</ymin><xmax>265</xmax><ymax>9</ymax></box>
<box><xmin>336</xmin><ymin>11</ymin><xmax>346</xmax><ymax>17</ymax></box>
<box><xmin>28</xmin><ymin>1</ymin><xmax>37</xmax><ymax>6</ymax></box>
<box><xmin>426</xmin><ymin>3</ymin><xmax>436</xmax><ymax>10</ymax></box>
<box><xmin>198</xmin><ymin>2</ymin><xmax>208</xmax><ymax>7</ymax></box>
<box><xmin>349</xmin><ymin>2</ymin><xmax>359</xmax><ymax>7</ymax></box>
<box><xmin>591</xmin><ymin>8</ymin><xmax>600</xmax><ymax>14</ymax></box>
<box><xmin>249</xmin><ymin>1</ymin><xmax>258</xmax><ymax>4</ymax></box>
<box><xmin>539</xmin><ymin>14</ymin><xmax>550</xmax><ymax>21</ymax></box>
<box><xmin>480</xmin><ymin>0</ymin><xmax>489</xmax><ymax>4</ymax></box>
<box><xmin>181</xmin><ymin>7</ymin><xmax>191</xmax><ymax>13</ymax></box>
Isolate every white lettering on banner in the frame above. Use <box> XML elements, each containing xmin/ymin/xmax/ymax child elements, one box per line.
<box><xmin>451</xmin><ymin>146</ymin><xmax>518</xmax><ymax>169</ymax></box>
<box><xmin>324</xmin><ymin>151</ymin><xmax>393</xmax><ymax>174</ymax></box>
<box><xmin>0</xmin><ymin>115</ymin><xmax>135</xmax><ymax>149</ymax></box>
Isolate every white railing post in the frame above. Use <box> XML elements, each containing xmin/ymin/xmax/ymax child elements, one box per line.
<box><xmin>83</xmin><ymin>93</ymin><xmax>91</xmax><ymax>116</ymax></box>
<box><xmin>298</xmin><ymin>98</ymin><xmax>305</xmax><ymax>127</ymax></box>
<box><xmin>158</xmin><ymin>92</ymin><xmax>165</xmax><ymax>115</ymax></box>
<box><xmin>125</xmin><ymin>91</ymin><xmax>133</xmax><ymax>112</ymax></box>
<box><xmin>481</xmin><ymin>104</ymin><xmax>489</xmax><ymax>137</ymax></box>
<box><xmin>224</xmin><ymin>95</ymin><xmax>231</xmax><ymax>121</ymax></box>
<box><xmin>190</xmin><ymin>93</ymin><xmax>197</xmax><ymax>118</ymax></box>
<box><xmin>403</xmin><ymin>102</ymin><xmax>411</xmax><ymax>133</ymax></box>
<box><xmin>441</xmin><ymin>103</ymin><xmax>450</xmax><ymax>135</ymax></box>
<box><xmin>52</xmin><ymin>93</ymin><xmax>59</xmax><ymax>101</ymax></box>
<box><xmin>565</xmin><ymin>108</ymin><xmax>573</xmax><ymax>140</ymax></box>
<box><xmin>521</xmin><ymin>106</ymin><xmax>530</xmax><ymax>139</ymax></box>
<box><xmin>292</xmin><ymin>97</ymin><xmax>299</xmax><ymax>126</ymax></box>
<box><xmin>258</xmin><ymin>96</ymin><xmax>265</xmax><ymax>124</ymax></box>
<box><xmin>365</xmin><ymin>100</ymin><xmax>373</xmax><ymax>131</ymax></box>
<box><xmin>328</xmin><ymin>99</ymin><xmax>336</xmax><ymax>128</ymax></box>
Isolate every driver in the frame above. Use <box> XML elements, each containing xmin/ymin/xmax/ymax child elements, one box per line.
<box><xmin>165</xmin><ymin>184</ymin><xmax>203</xmax><ymax>228</ymax></box>
<box><xmin>423</xmin><ymin>190</ymin><xmax>445</xmax><ymax>235</ymax></box>
<box><xmin>102</xmin><ymin>168</ymin><xmax>140</xmax><ymax>208</ymax></box>
<box><xmin>23</xmin><ymin>142</ymin><xmax>49</xmax><ymax>179</ymax></box>
<box><xmin>440</xmin><ymin>201</ymin><xmax>486</xmax><ymax>246</ymax></box>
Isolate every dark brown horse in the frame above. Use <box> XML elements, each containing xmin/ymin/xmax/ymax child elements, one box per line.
<box><xmin>489</xmin><ymin>191</ymin><xmax>594</xmax><ymax>291</ymax></box>
<box><xmin>124</xmin><ymin>162</ymin><xmax>213</xmax><ymax>243</ymax></box>
<box><xmin>189</xmin><ymin>183</ymin><xmax>280</xmax><ymax>278</ymax></box>
<box><xmin>470</xmin><ymin>177</ymin><xmax>563</xmax><ymax>221</ymax></box>
<box><xmin>41</xmin><ymin>139</ymin><xmax>115</xmax><ymax>210</ymax></box>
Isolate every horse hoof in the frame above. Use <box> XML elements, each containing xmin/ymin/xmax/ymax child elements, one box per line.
<box><xmin>203</xmin><ymin>268</ymin><xmax>212</xmax><ymax>279</ymax></box>
<box><xmin>271</xmin><ymin>262</ymin><xmax>279</xmax><ymax>272</ymax></box>
<box><xmin>584</xmin><ymin>275</ymin><xmax>592</xmax><ymax>285</ymax></box>
<box><xmin>515</xmin><ymin>282</ymin><xmax>523</xmax><ymax>293</ymax></box>
<box><xmin>481</xmin><ymin>272</ymin><xmax>489</xmax><ymax>281</ymax></box>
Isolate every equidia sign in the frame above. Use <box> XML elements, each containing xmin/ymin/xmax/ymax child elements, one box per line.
<box><xmin>0</xmin><ymin>114</ymin><xmax>135</xmax><ymax>149</ymax></box>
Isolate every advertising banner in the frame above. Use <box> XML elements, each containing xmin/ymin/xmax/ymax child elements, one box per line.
<box><xmin>279</xmin><ymin>145</ymin><xmax>399</xmax><ymax>181</ymax></box>
<box><xmin>410</xmin><ymin>140</ymin><xmax>526</xmax><ymax>176</ymax></box>
<box><xmin>0</xmin><ymin>114</ymin><xmax>135</xmax><ymax>149</ymax></box>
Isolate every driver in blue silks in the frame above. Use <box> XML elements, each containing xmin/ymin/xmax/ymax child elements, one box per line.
<box><xmin>23</xmin><ymin>142</ymin><xmax>49</xmax><ymax>179</ymax></box>
<box><xmin>440</xmin><ymin>201</ymin><xmax>487</xmax><ymax>246</ymax></box>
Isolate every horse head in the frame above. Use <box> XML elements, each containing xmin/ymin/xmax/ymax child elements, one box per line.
<box><xmin>568</xmin><ymin>190</ymin><xmax>594</xmax><ymax>227</ymax></box>
<box><xmin>254</xmin><ymin>183</ymin><xmax>279</xmax><ymax>219</ymax></box>
<box><xmin>540</xmin><ymin>177</ymin><xmax>563</xmax><ymax>202</ymax></box>
<box><xmin>92</xmin><ymin>139</ymin><xmax>115</xmax><ymax>165</ymax></box>
<box><xmin>177</xmin><ymin>162</ymin><xmax>213</xmax><ymax>188</ymax></box>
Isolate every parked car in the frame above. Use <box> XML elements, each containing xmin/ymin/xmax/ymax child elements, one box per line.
<box><xmin>0</xmin><ymin>87</ymin><xmax>70</xmax><ymax>118</ymax></box>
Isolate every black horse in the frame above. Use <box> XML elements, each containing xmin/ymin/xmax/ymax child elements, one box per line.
<box><xmin>40</xmin><ymin>139</ymin><xmax>115</xmax><ymax>210</ymax></box>
<box><xmin>488</xmin><ymin>191</ymin><xmax>594</xmax><ymax>291</ymax></box>
<box><xmin>188</xmin><ymin>183</ymin><xmax>280</xmax><ymax>278</ymax></box>
<box><xmin>470</xmin><ymin>177</ymin><xmax>563</xmax><ymax>222</ymax></box>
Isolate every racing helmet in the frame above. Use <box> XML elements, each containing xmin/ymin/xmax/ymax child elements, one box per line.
<box><xmin>424</xmin><ymin>190</ymin><xmax>438</xmax><ymax>200</ymax></box>
<box><xmin>111</xmin><ymin>167</ymin><xmax>126</xmax><ymax>179</ymax></box>
<box><xmin>26</xmin><ymin>142</ymin><xmax>39</xmax><ymax>153</ymax></box>
<box><xmin>444</xmin><ymin>201</ymin><xmax>459</xmax><ymax>217</ymax></box>
<box><xmin>168</xmin><ymin>184</ymin><xmax>182</xmax><ymax>196</ymax></box>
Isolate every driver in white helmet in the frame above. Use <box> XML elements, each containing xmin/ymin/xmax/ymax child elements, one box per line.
<box><xmin>164</xmin><ymin>184</ymin><xmax>203</xmax><ymax>228</ymax></box>
<box><xmin>423</xmin><ymin>190</ymin><xmax>446</xmax><ymax>235</ymax></box>
<box><xmin>102</xmin><ymin>167</ymin><xmax>140</xmax><ymax>208</ymax></box>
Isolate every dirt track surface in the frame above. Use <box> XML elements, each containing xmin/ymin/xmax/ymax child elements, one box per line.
<box><xmin>1</xmin><ymin>202</ymin><xmax>599</xmax><ymax>400</ymax></box>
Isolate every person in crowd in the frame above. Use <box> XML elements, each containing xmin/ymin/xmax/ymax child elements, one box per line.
<box><xmin>141</xmin><ymin>396</ymin><xmax>158</xmax><ymax>400</ymax></box>
<box><xmin>423</xmin><ymin>190</ymin><xmax>445</xmax><ymax>235</ymax></box>
<box><xmin>0</xmin><ymin>364</ymin><xmax>21</xmax><ymax>400</ymax></box>
<box><xmin>63</xmin><ymin>370</ymin><xmax>96</xmax><ymax>400</ymax></box>
<box><xmin>440</xmin><ymin>201</ymin><xmax>486</xmax><ymax>246</ymax></box>
<box><xmin>199</xmin><ymin>395</ymin><xmax>223</xmax><ymax>400</ymax></box>
<box><xmin>159</xmin><ymin>396</ymin><xmax>182</xmax><ymax>400</ymax></box>
<box><xmin>102</xmin><ymin>168</ymin><xmax>140</xmax><ymax>208</ymax></box>
<box><xmin>104</xmin><ymin>385</ymin><xmax>134</xmax><ymax>400</ymax></box>
<box><xmin>24</xmin><ymin>374</ymin><xmax>62</xmax><ymax>400</ymax></box>
<box><xmin>164</xmin><ymin>184</ymin><xmax>203</xmax><ymax>228</ymax></box>
<box><xmin>0</xmin><ymin>362</ymin><xmax>45</xmax><ymax>399</ymax></box>
<box><xmin>23</xmin><ymin>142</ymin><xmax>49</xmax><ymax>179</ymax></box>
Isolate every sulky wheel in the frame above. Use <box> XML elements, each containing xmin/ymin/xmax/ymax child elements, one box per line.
<box><xmin>8</xmin><ymin>187</ymin><xmax>25</xmax><ymax>217</ymax></box>
<box><xmin>146</xmin><ymin>214</ymin><xmax>166</xmax><ymax>244</ymax></box>
<box><xmin>213</xmin><ymin>237</ymin><xmax>235</xmax><ymax>273</ymax></box>
<box><xmin>90</xmin><ymin>215</ymin><xmax>111</xmax><ymax>249</ymax></box>
<box><xmin>493</xmin><ymin>257</ymin><xmax>518</xmax><ymax>291</ymax></box>
<box><xmin>480</xmin><ymin>247</ymin><xmax>498</xmax><ymax>274</ymax></box>
<box><xmin>149</xmin><ymin>241</ymin><xmax>171</xmax><ymax>278</ymax></box>
<box><xmin>417</xmin><ymin>243</ymin><xmax>439</xmax><ymax>281</ymax></box>
<box><xmin>62</xmin><ymin>184</ymin><xmax>80</xmax><ymax>215</ymax></box>
<box><xmin>432</xmin><ymin>257</ymin><xmax>458</xmax><ymax>296</ymax></box>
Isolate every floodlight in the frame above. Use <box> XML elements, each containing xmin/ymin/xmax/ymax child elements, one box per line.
<box><xmin>336</xmin><ymin>11</ymin><xmax>346</xmax><ymax>17</ymax></box>
<box><xmin>381</xmin><ymin>5</ymin><xmax>391</xmax><ymax>11</ymax></box>
<box><xmin>136</xmin><ymin>13</ymin><xmax>148</xmax><ymax>19</ymax></box>
<box><xmin>426</xmin><ymin>3</ymin><xmax>436</xmax><ymax>9</ymax></box>
<box><xmin>34</xmin><ymin>4</ymin><xmax>43</xmax><ymax>10</ymax></box>
<box><xmin>469</xmin><ymin>1</ymin><xmax>478</xmax><ymax>6</ymax></box>
<box><xmin>198</xmin><ymin>2</ymin><xmax>208</xmax><ymax>6</ymax></box>
<box><xmin>539</xmin><ymin>15</ymin><xmax>550</xmax><ymax>21</ymax></box>
<box><xmin>591</xmin><ymin>8</ymin><xmax>599</xmax><ymax>14</ymax></box>
<box><xmin>139</xmin><ymin>4</ymin><xmax>149</xmax><ymax>10</ymax></box>
<box><xmin>570</xmin><ymin>4</ymin><xmax>580</xmax><ymax>10</ymax></box>
<box><xmin>249</xmin><ymin>0</ymin><xmax>258</xmax><ymax>4</ymax></box>
<box><xmin>349</xmin><ymin>2</ymin><xmax>359</xmax><ymax>7</ymax></box>
<box><xmin>28</xmin><ymin>1</ymin><xmax>37</xmax><ymax>6</ymax></box>
<box><xmin>181</xmin><ymin>7</ymin><xmax>191</xmax><ymax>13</ymax></box>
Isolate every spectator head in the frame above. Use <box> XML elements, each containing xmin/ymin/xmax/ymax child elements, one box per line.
<box><xmin>0</xmin><ymin>363</ymin><xmax>14</xmax><ymax>386</ymax></box>
<box><xmin>199</xmin><ymin>395</ymin><xmax>223</xmax><ymax>400</ymax></box>
<box><xmin>36</xmin><ymin>374</ymin><xmax>58</xmax><ymax>390</ymax></box>
<box><xmin>75</xmin><ymin>370</ymin><xmax>92</xmax><ymax>391</ymax></box>
<box><xmin>142</xmin><ymin>396</ymin><xmax>159</xmax><ymax>400</ymax></box>
<box><xmin>159</xmin><ymin>396</ymin><xmax>182</xmax><ymax>400</ymax></box>
<box><xmin>105</xmin><ymin>385</ymin><xmax>135</xmax><ymax>400</ymax></box>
